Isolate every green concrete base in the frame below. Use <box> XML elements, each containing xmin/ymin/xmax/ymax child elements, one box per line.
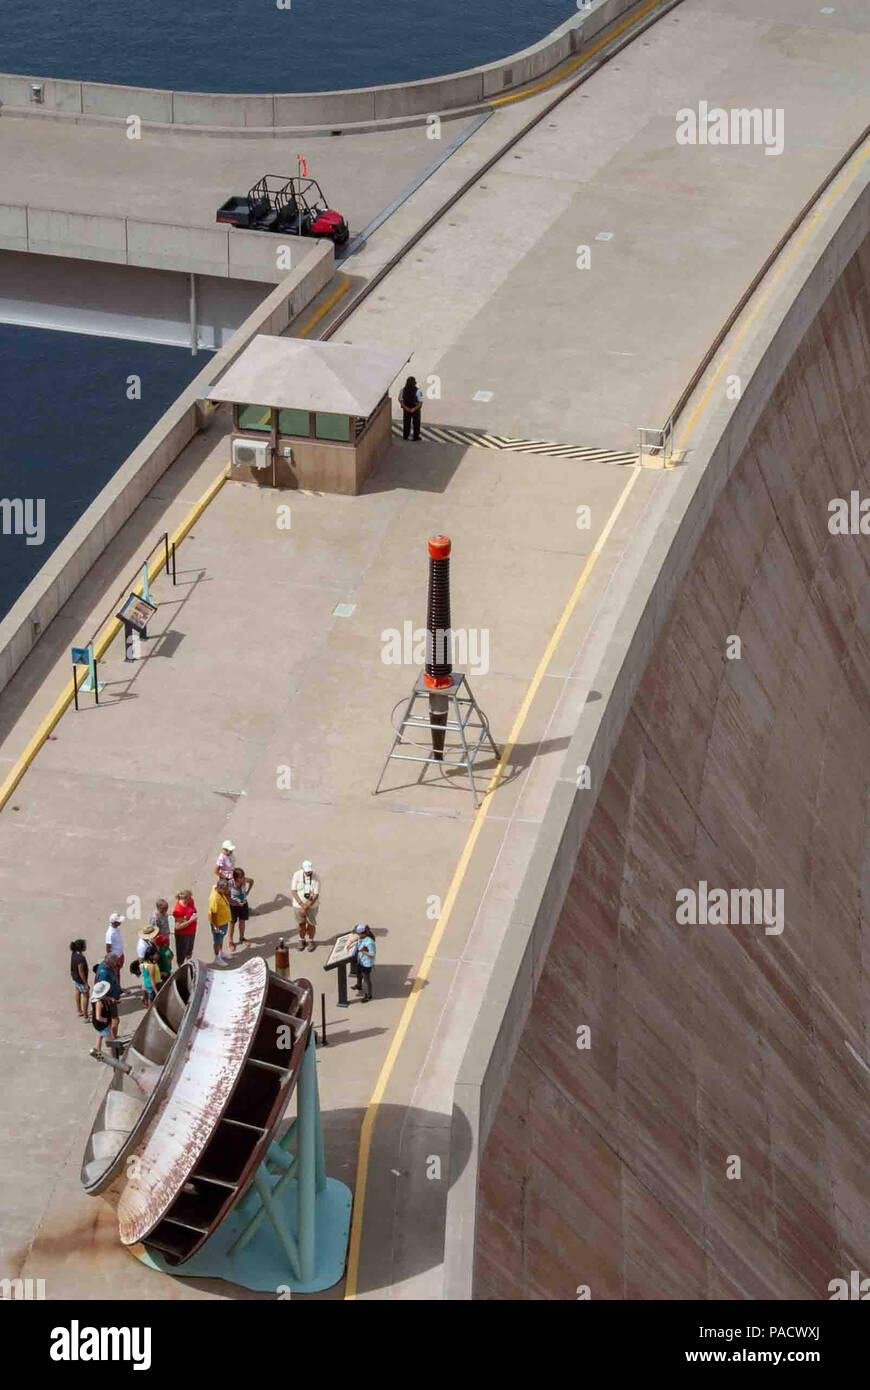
<box><xmin>133</xmin><ymin>1178</ymin><xmax>352</xmax><ymax>1294</ymax></box>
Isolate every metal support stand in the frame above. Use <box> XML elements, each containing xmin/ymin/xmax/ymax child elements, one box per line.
<box><xmin>373</xmin><ymin>669</ymin><xmax>499</xmax><ymax>809</ymax></box>
<box><xmin>335</xmin><ymin>960</ymin><xmax>349</xmax><ymax>1009</ymax></box>
<box><xmin>134</xmin><ymin>1035</ymin><xmax>351</xmax><ymax>1292</ymax></box>
<box><xmin>123</xmin><ymin>620</ymin><xmax>139</xmax><ymax>662</ymax></box>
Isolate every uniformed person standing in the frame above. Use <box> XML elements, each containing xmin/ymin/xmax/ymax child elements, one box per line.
<box><xmin>399</xmin><ymin>375</ymin><xmax>423</xmax><ymax>441</ymax></box>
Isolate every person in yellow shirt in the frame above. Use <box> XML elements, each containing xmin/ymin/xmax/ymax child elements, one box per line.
<box><xmin>208</xmin><ymin>878</ymin><xmax>232</xmax><ymax>965</ymax></box>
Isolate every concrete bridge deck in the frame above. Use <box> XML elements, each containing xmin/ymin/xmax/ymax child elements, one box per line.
<box><xmin>2</xmin><ymin>0</ymin><xmax>870</xmax><ymax>1301</ymax></box>
<box><xmin>0</xmin><ymin>113</ymin><xmax>477</xmax><ymax>282</ymax></box>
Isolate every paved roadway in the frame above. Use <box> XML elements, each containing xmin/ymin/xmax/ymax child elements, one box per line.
<box><xmin>0</xmin><ymin>113</ymin><xmax>477</xmax><ymax>243</ymax></box>
<box><xmin>1</xmin><ymin>0</ymin><xmax>870</xmax><ymax>1300</ymax></box>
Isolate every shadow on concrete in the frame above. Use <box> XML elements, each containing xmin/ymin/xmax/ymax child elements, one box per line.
<box><xmin>348</xmin><ymin>962</ymin><xmax>423</xmax><ymax>1000</ymax></box>
<box><xmin>362</xmin><ymin>440</ymin><xmax>465</xmax><ymax>496</ymax></box>
<box><xmin>67</xmin><ymin>690</ymin><xmax>140</xmax><ymax>712</ymax></box>
<box><xmin>316</xmin><ymin>1025</ymin><xmax>387</xmax><ymax>1049</ymax></box>
<box><xmin>152</xmin><ymin>629</ymin><xmax>185</xmax><ymax>659</ymax></box>
<box><xmin>376</xmin><ymin>732</ymin><xmax>573</xmax><ymax>799</ymax></box>
<box><xmin>251</xmin><ymin>893</ymin><xmax>293</xmax><ymax>918</ymax></box>
<box><xmin>126</xmin><ymin>1101</ymin><xmax>473</xmax><ymax>1301</ymax></box>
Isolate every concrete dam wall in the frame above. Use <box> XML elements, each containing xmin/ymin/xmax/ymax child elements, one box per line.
<box><xmin>471</xmin><ymin>180</ymin><xmax>870</xmax><ymax>1297</ymax></box>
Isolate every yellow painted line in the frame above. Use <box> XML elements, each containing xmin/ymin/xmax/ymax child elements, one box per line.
<box><xmin>0</xmin><ymin>469</ymin><xmax>228</xmax><ymax>812</ymax></box>
<box><xmin>675</xmin><ymin>135</ymin><xmax>870</xmax><ymax>454</ymax></box>
<box><xmin>343</xmin><ymin>462</ymin><xmax>642</xmax><ymax>1297</ymax></box>
<box><xmin>295</xmin><ymin>275</ymin><xmax>350</xmax><ymax>337</ymax></box>
<box><xmin>491</xmin><ymin>0</ymin><xmax>662</xmax><ymax>108</ymax></box>
<box><xmin>0</xmin><ymin>272</ymin><xmax>349</xmax><ymax>813</ymax></box>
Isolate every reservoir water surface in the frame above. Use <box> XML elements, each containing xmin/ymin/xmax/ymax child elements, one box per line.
<box><xmin>0</xmin><ymin>1</ymin><xmax>576</xmax><ymax>92</ymax></box>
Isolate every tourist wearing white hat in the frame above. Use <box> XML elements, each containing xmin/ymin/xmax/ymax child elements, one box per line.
<box><xmin>290</xmin><ymin>860</ymin><xmax>320</xmax><ymax>951</ymax></box>
<box><xmin>137</xmin><ymin>921</ymin><xmax>159</xmax><ymax>960</ymax></box>
<box><xmin>89</xmin><ymin>981</ymin><xmax>118</xmax><ymax>1057</ymax></box>
<box><xmin>215</xmin><ymin>840</ymin><xmax>236</xmax><ymax>885</ymax></box>
<box><xmin>105</xmin><ymin>912</ymin><xmax>125</xmax><ymax>972</ymax></box>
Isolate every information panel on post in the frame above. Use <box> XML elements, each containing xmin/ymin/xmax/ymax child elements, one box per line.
<box><xmin>116</xmin><ymin>593</ymin><xmax>158</xmax><ymax>634</ymax></box>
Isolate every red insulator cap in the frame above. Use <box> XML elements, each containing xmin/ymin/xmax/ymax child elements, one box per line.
<box><xmin>428</xmin><ymin>534</ymin><xmax>451</xmax><ymax>560</ymax></box>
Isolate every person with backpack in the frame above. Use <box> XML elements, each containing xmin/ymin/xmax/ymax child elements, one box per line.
<box><xmin>399</xmin><ymin>375</ymin><xmax>423</xmax><ymax>441</ymax></box>
<box><xmin>351</xmin><ymin>924</ymin><xmax>376</xmax><ymax>1002</ymax></box>
<box><xmin>89</xmin><ymin>981</ymin><xmax>118</xmax><ymax>1056</ymax></box>
<box><xmin>130</xmin><ymin>945</ymin><xmax>161</xmax><ymax>1005</ymax></box>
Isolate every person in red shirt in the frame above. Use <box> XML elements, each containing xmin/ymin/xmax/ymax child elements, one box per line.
<box><xmin>172</xmin><ymin>889</ymin><xmax>198</xmax><ymax>965</ymax></box>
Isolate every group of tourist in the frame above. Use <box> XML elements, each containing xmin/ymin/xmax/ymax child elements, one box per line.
<box><xmin>70</xmin><ymin>840</ymin><xmax>377</xmax><ymax>1047</ymax></box>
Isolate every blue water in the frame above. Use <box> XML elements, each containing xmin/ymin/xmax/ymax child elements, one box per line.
<box><xmin>0</xmin><ymin>328</ymin><xmax>212</xmax><ymax>621</ymax></box>
<box><xmin>0</xmin><ymin>1</ymin><xmax>575</xmax><ymax>92</ymax></box>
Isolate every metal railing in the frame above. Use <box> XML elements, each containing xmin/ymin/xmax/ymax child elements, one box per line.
<box><xmin>72</xmin><ymin>530</ymin><xmax>178</xmax><ymax>708</ymax></box>
<box><xmin>638</xmin><ymin>422</ymin><xmax>674</xmax><ymax>465</ymax></box>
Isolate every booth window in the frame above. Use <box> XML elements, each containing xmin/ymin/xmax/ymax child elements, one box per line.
<box><xmin>277</xmin><ymin>408</ymin><xmax>312</xmax><ymax>437</ymax></box>
<box><xmin>238</xmin><ymin>404</ymin><xmax>272</xmax><ymax>433</ymax></box>
<box><xmin>315</xmin><ymin>412</ymin><xmax>351</xmax><ymax>442</ymax></box>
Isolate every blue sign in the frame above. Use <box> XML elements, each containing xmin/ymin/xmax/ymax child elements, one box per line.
<box><xmin>71</xmin><ymin>647</ymin><xmax>90</xmax><ymax>665</ymax></box>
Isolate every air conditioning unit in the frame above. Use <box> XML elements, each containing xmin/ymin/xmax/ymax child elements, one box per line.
<box><xmin>233</xmin><ymin>437</ymin><xmax>271</xmax><ymax>470</ymax></box>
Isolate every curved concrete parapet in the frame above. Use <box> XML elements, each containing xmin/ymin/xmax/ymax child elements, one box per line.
<box><xmin>445</xmin><ymin>132</ymin><xmax>870</xmax><ymax>1299</ymax></box>
<box><xmin>0</xmin><ymin>0</ymin><xmax>637</xmax><ymax>132</ymax></box>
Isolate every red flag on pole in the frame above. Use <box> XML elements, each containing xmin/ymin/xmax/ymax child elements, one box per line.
<box><xmin>297</xmin><ymin>154</ymin><xmax>308</xmax><ymax>178</ymax></box>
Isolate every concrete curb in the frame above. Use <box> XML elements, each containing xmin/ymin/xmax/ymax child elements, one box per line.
<box><xmin>441</xmin><ymin>135</ymin><xmax>870</xmax><ymax>1300</ymax></box>
<box><xmin>0</xmin><ymin>0</ymin><xmax>635</xmax><ymax>135</ymax></box>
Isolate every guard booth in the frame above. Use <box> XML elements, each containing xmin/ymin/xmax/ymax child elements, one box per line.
<box><xmin>207</xmin><ymin>336</ymin><xmax>410</xmax><ymax>496</ymax></box>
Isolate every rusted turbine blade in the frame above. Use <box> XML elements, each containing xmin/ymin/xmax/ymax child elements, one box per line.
<box><xmin>81</xmin><ymin>956</ymin><xmax>312</xmax><ymax>1266</ymax></box>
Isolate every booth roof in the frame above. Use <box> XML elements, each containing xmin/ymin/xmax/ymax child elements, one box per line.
<box><xmin>207</xmin><ymin>336</ymin><xmax>412</xmax><ymax>416</ymax></box>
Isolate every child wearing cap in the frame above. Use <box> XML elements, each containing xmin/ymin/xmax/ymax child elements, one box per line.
<box><xmin>154</xmin><ymin>933</ymin><xmax>174</xmax><ymax>982</ymax></box>
<box><xmin>351</xmin><ymin>925</ymin><xmax>376</xmax><ymax>1002</ymax></box>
